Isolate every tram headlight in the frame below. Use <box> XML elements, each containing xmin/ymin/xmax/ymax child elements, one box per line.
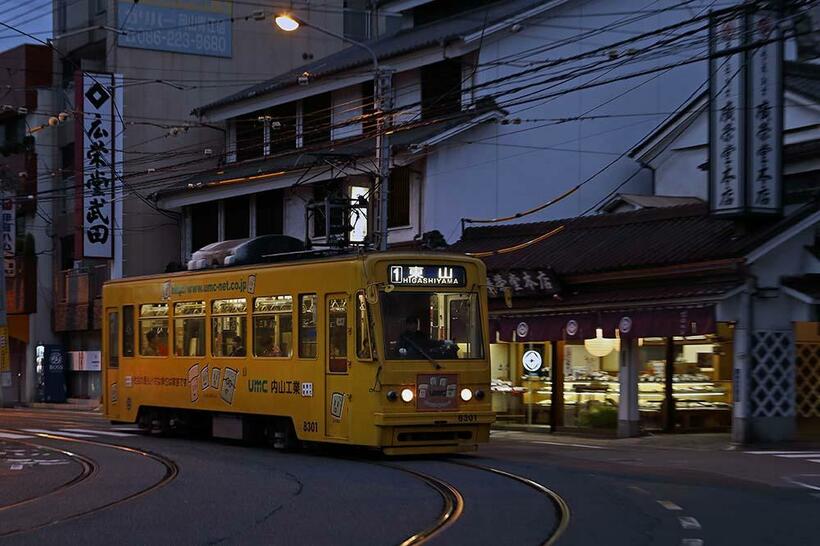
<box><xmin>460</xmin><ymin>388</ymin><xmax>473</xmax><ymax>402</ymax></box>
<box><xmin>400</xmin><ymin>388</ymin><xmax>414</xmax><ymax>403</ymax></box>
<box><xmin>386</xmin><ymin>391</ymin><xmax>398</xmax><ymax>401</ymax></box>
<box><xmin>474</xmin><ymin>389</ymin><xmax>486</xmax><ymax>401</ymax></box>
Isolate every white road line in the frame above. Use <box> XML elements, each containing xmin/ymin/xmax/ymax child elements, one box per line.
<box><xmin>746</xmin><ymin>451</ymin><xmax>819</xmax><ymax>455</ymax></box>
<box><xmin>783</xmin><ymin>475</ymin><xmax>820</xmax><ymax>492</ymax></box>
<box><xmin>61</xmin><ymin>428</ymin><xmax>135</xmax><ymax>437</ymax></box>
<box><xmin>774</xmin><ymin>454</ymin><xmax>820</xmax><ymax>459</ymax></box>
<box><xmin>627</xmin><ymin>485</ymin><xmax>650</xmax><ymax>495</ymax></box>
<box><xmin>657</xmin><ymin>500</ymin><xmax>683</xmax><ymax>511</ymax></box>
<box><xmin>10</xmin><ymin>464</ymin><xmax>22</xmax><ymax>470</ymax></box>
<box><xmin>678</xmin><ymin>517</ymin><xmax>702</xmax><ymax>530</ymax></box>
<box><xmin>532</xmin><ymin>440</ymin><xmax>607</xmax><ymax>450</ymax></box>
<box><xmin>681</xmin><ymin>539</ymin><xmax>704</xmax><ymax>546</ymax></box>
<box><xmin>22</xmin><ymin>429</ymin><xmax>95</xmax><ymax>438</ymax></box>
<box><xmin>810</xmin><ymin>460</ymin><xmax>820</xmax><ymax>464</ymax></box>
<box><xmin>0</xmin><ymin>432</ymin><xmax>34</xmax><ymax>439</ymax></box>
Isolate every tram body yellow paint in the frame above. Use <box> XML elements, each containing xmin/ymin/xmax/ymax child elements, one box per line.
<box><xmin>102</xmin><ymin>252</ymin><xmax>494</xmax><ymax>454</ymax></box>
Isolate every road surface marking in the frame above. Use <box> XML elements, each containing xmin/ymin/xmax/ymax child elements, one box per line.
<box><xmin>746</xmin><ymin>451</ymin><xmax>819</xmax><ymax>455</ymax></box>
<box><xmin>783</xmin><ymin>475</ymin><xmax>820</xmax><ymax>492</ymax></box>
<box><xmin>0</xmin><ymin>432</ymin><xmax>34</xmax><ymax>439</ymax></box>
<box><xmin>774</xmin><ymin>453</ymin><xmax>820</xmax><ymax>459</ymax></box>
<box><xmin>532</xmin><ymin>440</ymin><xmax>606</xmax><ymax>450</ymax></box>
<box><xmin>681</xmin><ymin>539</ymin><xmax>704</xmax><ymax>546</ymax></box>
<box><xmin>22</xmin><ymin>429</ymin><xmax>95</xmax><ymax>438</ymax></box>
<box><xmin>61</xmin><ymin>428</ymin><xmax>135</xmax><ymax>437</ymax></box>
<box><xmin>10</xmin><ymin>464</ymin><xmax>22</xmax><ymax>470</ymax></box>
<box><xmin>657</xmin><ymin>500</ymin><xmax>683</xmax><ymax>511</ymax></box>
<box><xmin>810</xmin><ymin>460</ymin><xmax>820</xmax><ymax>464</ymax></box>
<box><xmin>627</xmin><ymin>485</ymin><xmax>650</xmax><ymax>495</ymax></box>
<box><xmin>678</xmin><ymin>517</ymin><xmax>702</xmax><ymax>530</ymax></box>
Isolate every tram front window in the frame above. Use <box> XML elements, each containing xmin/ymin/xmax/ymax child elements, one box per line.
<box><xmin>381</xmin><ymin>292</ymin><xmax>483</xmax><ymax>360</ymax></box>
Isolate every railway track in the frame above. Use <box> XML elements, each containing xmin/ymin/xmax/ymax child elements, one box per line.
<box><xmin>382</xmin><ymin>458</ymin><xmax>570</xmax><ymax>546</ymax></box>
<box><xmin>0</xmin><ymin>438</ymin><xmax>98</xmax><ymax>512</ymax></box>
<box><xmin>0</xmin><ymin>429</ymin><xmax>179</xmax><ymax>538</ymax></box>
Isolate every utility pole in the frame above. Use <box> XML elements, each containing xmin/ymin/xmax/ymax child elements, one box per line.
<box><xmin>374</xmin><ymin>69</ymin><xmax>393</xmax><ymax>251</ymax></box>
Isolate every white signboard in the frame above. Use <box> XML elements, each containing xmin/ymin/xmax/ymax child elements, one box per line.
<box><xmin>69</xmin><ymin>350</ymin><xmax>102</xmax><ymax>371</ymax></box>
<box><xmin>709</xmin><ymin>12</ymin><xmax>746</xmax><ymax>215</ymax></box>
<box><xmin>1</xmin><ymin>198</ymin><xmax>14</xmax><ymax>277</ymax></box>
<box><xmin>522</xmin><ymin>350</ymin><xmax>543</xmax><ymax>373</ymax></box>
<box><xmin>747</xmin><ymin>10</ymin><xmax>783</xmax><ymax>215</ymax></box>
<box><xmin>82</xmin><ymin>73</ymin><xmax>122</xmax><ymax>258</ymax></box>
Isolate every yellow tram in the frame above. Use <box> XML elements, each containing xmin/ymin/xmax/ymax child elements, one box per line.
<box><xmin>102</xmin><ymin>252</ymin><xmax>493</xmax><ymax>454</ymax></box>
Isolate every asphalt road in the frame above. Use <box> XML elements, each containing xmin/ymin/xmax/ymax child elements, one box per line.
<box><xmin>0</xmin><ymin>408</ymin><xmax>818</xmax><ymax>545</ymax></box>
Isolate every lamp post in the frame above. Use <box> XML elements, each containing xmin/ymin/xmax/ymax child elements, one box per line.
<box><xmin>275</xmin><ymin>14</ymin><xmax>392</xmax><ymax>251</ymax></box>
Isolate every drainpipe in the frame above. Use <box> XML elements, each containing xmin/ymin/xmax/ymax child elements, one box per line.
<box><xmin>732</xmin><ymin>276</ymin><xmax>755</xmax><ymax>444</ymax></box>
<box><xmin>638</xmin><ymin>161</ymin><xmax>656</xmax><ymax>195</ymax></box>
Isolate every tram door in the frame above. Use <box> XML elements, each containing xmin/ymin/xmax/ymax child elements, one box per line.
<box><xmin>325</xmin><ymin>294</ymin><xmax>351</xmax><ymax>440</ymax></box>
<box><xmin>105</xmin><ymin>308</ymin><xmax>121</xmax><ymax>421</ymax></box>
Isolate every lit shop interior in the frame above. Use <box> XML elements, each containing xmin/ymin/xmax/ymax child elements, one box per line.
<box><xmin>490</xmin><ymin>324</ymin><xmax>734</xmax><ymax>431</ymax></box>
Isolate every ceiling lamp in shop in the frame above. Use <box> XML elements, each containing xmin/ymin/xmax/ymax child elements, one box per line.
<box><xmin>584</xmin><ymin>328</ymin><xmax>617</xmax><ymax>357</ymax></box>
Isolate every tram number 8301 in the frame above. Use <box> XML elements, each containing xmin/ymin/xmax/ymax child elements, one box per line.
<box><xmin>303</xmin><ymin>421</ymin><xmax>319</xmax><ymax>432</ymax></box>
<box><xmin>457</xmin><ymin>414</ymin><xmax>478</xmax><ymax>423</ymax></box>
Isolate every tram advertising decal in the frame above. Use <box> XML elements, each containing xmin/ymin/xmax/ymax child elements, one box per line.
<box><xmin>388</xmin><ymin>265</ymin><xmax>466</xmax><ymax>287</ymax></box>
<box><xmin>417</xmin><ymin>374</ymin><xmax>458</xmax><ymax>411</ymax></box>
<box><xmin>164</xmin><ymin>274</ymin><xmax>256</xmax><ymax>300</ymax></box>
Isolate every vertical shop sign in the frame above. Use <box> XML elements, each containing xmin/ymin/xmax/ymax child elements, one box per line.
<box><xmin>709</xmin><ymin>11</ymin><xmax>746</xmax><ymax>216</ymax></box>
<box><xmin>1</xmin><ymin>197</ymin><xmax>14</xmax><ymax>277</ymax></box>
<box><xmin>746</xmin><ymin>9</ymin><xmax>783</xmax><ymax>215</ymax></box>
<box><xmin>82</xmin><ymin>73</ymin><xmax>121</xmax><ymax>259</ymax></box>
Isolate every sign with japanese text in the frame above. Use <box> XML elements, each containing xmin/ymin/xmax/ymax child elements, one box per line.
<box><xmin>747</xmin><ymin>9</ymin><xmax>783</xmax><ymax>215</ymax></box>
<box><xmin>388</xmin><ymin>265</ymin><xmax>466</xmax><ymax>287</ymax></box>
<box><xmin>81</xmin><ymin>73</ymin><xmax>122</xmax><ymax>259</ymax></box>
<box><xmin>709</xmin><ymin>11</ymin><xmax>746</xmax><ymax>215</ymax></box>
<box><xmin>486</xmin><ymin>269</ymin><xmax>561</xmax><ymax>298</ymax></box>
<box><xmin>1</xmin><ymin>198</ymin><xmax>14</xmax><ymax>277</ymax></box>
<box><xmin>118</xmin><ymin>0</ymin><xmax>232</xmax><ymax>58</ymax></box>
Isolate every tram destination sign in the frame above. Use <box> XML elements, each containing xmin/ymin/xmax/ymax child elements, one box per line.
<box><xmin>388</xmin><ymin>265</ymin><xmax>466</xmax><ymax>287</ymax></box>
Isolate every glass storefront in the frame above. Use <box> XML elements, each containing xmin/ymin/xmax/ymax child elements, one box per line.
<box><xmin>490</xmin><ymin>323</ymin><xmax>734</xmax><ymax>432</ymax></box>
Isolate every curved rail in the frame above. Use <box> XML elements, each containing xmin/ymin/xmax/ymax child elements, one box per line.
<box><xmin>0</xmin><ymin>436</ymin><xmax>98</xmax><ymax>512</ymax></box>
<box><xmin>0</xmin><ymin>431</ymin><xmax>179</xmax><ymax>538</ymax></box>
<box><xmin>450</xmin><ymin>461</ymin><xmax>570</xmax><ymax>546</ymax></box>
<box><xmin>378</xmin><ymin>463</ymin><xmax>464</xmax><ymax>546</ymax></box>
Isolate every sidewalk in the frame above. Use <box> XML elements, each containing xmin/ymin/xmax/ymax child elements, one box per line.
<box><xmin>24</xmin><ymin>398</ymin><xmax>101</xmax><ymax>412</ymax></box>
<box><xmin>490</xmin><ymin>428</ymin><xmax>820</xmax><ymax>452</ymax></box>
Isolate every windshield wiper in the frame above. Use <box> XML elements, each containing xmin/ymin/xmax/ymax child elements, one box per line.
<box><xmin>402</xmin><ymin>337</ymin><xmax>442</xmax><ymax>370</ymax></box>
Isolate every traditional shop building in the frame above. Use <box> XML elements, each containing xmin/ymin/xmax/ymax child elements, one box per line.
<box><xmin>452</xmin><ymin>200</ymin><xmax>819</xmax><ymax>441</ymax></box>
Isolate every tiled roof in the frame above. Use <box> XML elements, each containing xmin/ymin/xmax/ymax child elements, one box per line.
<box><xmin>194</xmin><ymin>0</ymin><xmax>545</xmax><ymax>115</ymax></box>
<box><xmin>451</xmin><ymin>200</ymin><xmax>819</xmax><ymax>276</ymax></box>
<box><xmin>488</xmin><ymin>275</ymin><xmax>743</xmax><ymax>313</ymax></box>
<box><xmin>782</xmin><ymin>274</ymin><xmax>820</xmax><ymax>300</ymax></box>
<box><xmin>785</xmin><ymin>61</ymin><xmax>820</xmax><ymax>102</ymax></box>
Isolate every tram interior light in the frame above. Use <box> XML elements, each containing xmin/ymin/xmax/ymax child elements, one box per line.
<box><xmin>400</xmin><ymin>388</ymin><xmax>414</xmax><ymax>403</ymax></box>
<box><xmin>460</xmin><ymin>388</ymin><xmax>473</xmax><ymax>402</ymax></box>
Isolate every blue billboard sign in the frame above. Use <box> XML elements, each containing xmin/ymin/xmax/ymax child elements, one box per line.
<box><xmin>118</xmin><ymin>0</ymin><xmax>232</xmax><ymax>58</ymax></box>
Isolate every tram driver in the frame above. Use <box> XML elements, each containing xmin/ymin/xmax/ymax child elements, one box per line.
<box><xmin>398</xmin><ymin>316</ymin><xmax>428</xmax><ymax>357</ymax></box>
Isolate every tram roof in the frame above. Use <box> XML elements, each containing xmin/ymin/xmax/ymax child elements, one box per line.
<box><xmin>104</xmin><ymin>250</ymin><xmax>482</xmax><ymax>286</ymax></box>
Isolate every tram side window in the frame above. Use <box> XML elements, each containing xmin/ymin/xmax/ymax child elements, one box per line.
<box><xmin>253</xmin><ymin>295</ymin><xmax>293</xmax><ymax>358</ymax></box>
<box><xmin>107</xmin><ymin>310</ymin><xmax>119</xmax><ymax>368</ymax></box>
<box><xmin>299</xmin><ymin>294</ymin><xmax>317</xmax><ymax>358</ymax></box>
<box><xmin>174</xmin><ymin>301</ymin><xmax>206</xmax><ymax>357</ymax></box>
<box><xmin>139</xmin><ymin>303</ymin><xmax>169</xmax><ymax>357</ymax></box>
<box><xmin>212</xmin><ymin>298</ymin><xmax>247</xmax><ymax>357</ymax></box>
<box><xmin>355</xmin><ymin>292</ymin><xmax>373</xmax><ymax>360</ymax></box>
<box><xmin>122</xmin><ymin>305</ymin><xmax>134</xmax><ymax>357</ymax></box>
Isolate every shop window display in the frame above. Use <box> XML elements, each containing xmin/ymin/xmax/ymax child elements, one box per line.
<box><xmin>488</xmin><ymin>325</ymin><xmax>733</xmax><ymax>432</ymax></box>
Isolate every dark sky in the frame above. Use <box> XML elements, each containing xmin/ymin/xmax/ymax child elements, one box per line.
<box><xmin>0</xmin><ymin>2</ymin><xmax>52</xmax><ymax>51</ymax></box>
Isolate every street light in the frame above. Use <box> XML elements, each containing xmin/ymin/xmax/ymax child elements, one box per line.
<box><xmin>274</xmin><ymin>13</ymin><xmax>392</xmax><ymax>251</ymax></box>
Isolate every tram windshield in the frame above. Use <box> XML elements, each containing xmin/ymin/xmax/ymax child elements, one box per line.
<box><xmin>381</xmin><ymin>291</ymin><xmax>483</xmax><ymax>360</ymax></box>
